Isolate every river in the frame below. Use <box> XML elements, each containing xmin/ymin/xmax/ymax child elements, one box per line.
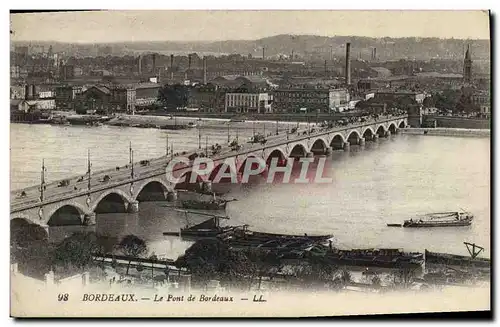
<box><xmin>10</xmin><ymin>123</ymin><xmax>491</xmax><ymax>259</ymax></box>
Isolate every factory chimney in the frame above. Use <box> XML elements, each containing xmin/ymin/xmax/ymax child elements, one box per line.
<box><xmin>203</xmin><ymin>57</ymin><xmax>207</xmax><ymax>84</ymax></box>
<box><xmin>170</xmin><ymin>54</ymin><xmax>174</xmax><ymax>81</ymax></box>
<box><xmin>138</xmin><ymin>55</ymin><xmax>142</xmax><ymax>75</ymax></box>
<box><xmin>152</xmin><ymin>53</ymin><xmax>156</xmax><ymax>74</ymax></box>
<box><xmin>345</xmin><ymin>42</ymin><xmax>351</xmax><ymax>85</ymax></box>
<box><xmin>373</xmin><ymin>48</ymin><xmax>377</xmax><ymax>61</ymax></box>
<box><xmin>262</xmin><ymin>47</ymin><xmax>265</xmax><ymax>60</ymax></box>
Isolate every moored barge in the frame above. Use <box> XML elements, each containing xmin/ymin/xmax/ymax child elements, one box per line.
<box><xmin>403</xmin><ymin>211</ymin><xmax>473</xmax><ymax>227</ymax></box>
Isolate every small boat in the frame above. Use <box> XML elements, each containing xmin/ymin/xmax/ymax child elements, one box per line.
<box><xmin>163</xmin><ymin>212</ymin><xmax>235</xmax><ymax>239</ymax></box>
<box><xmin>181</xmin><ymin>199</ymin><xmax>231</xmax><ymax>210</ymax></box>
<box><xmin>387</xmin><ymin>223</ymin><xmax>402</xmax><ymax>227</ymax></box>
<box><xmin>403</xmin><ymin>211</ymin><xmax>473</xmax><ymax>228</ymax></box>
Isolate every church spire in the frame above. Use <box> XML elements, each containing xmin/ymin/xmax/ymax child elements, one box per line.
<box><xmin>463</xmin><ymin>43</ymin><xmax>472</xmax><ymax>84</ymax></box>
<box><xmin>465</xmin><ymin>44</ymin><xmax>471</xmax><ymax>60</ymax></box>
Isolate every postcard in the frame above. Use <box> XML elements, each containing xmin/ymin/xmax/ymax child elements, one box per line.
<box><xmin>10</xmin><ymin>10</ymin><xmax>491</xmax><ymax>318</ymax></box>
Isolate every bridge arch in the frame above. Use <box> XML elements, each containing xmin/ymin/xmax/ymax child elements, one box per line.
<box><xmin>375</xmin><ymin>125</ymin><xmax>387</xmax><ymax>137</ymax></box>
<box><xmin>346</xmin><ymin>130</ymin><xmax>361</xmax><ymax>144</ymax></box>
<box><xmin>329</xmin><ymin>133</ymin><xmax>346</xmax><ymax>150</ymax></box>
<box><xmin>46</xmin><ymin>203</ymin><xmax>87</xmax><ymax>226</ymax></box>
<box><xmin>361</xmin><ymin>127</ymin><xmax>375</xmax><ymax>140</ymax></box>
<box><xmin>398</xmin><ymin>120</ymin><xmax>406</xmax><ymax>128</ymax></box>
<box><xmin>288</xmin><ymin>143</ymin><xmax>308</xmax><ymax>158</ymax></box>
<box><xmin>265</xmin><ymin>148</ymin><xmax>287</xmax><ymax>166</ymax></box>
<box><xmin>135</xmin><ymin>179</ymin><xmax>170</xmax><ymax>202</ymax></box>
<box><xmin>309</xmin><ymin>137</ymin><xmax>328</xmax><ymax>154</ymax></box>
<box><xmin>91</xmin><ymin>189</ymin><xmax>132</xmax><ymax>213</ymax></box>
<box><xmin>388</xmin><ymin>123</ymin><xmax>397</xmax><ymax>134</ymax></box>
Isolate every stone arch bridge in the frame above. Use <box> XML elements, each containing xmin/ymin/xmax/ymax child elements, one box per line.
<box><xmin>10</xmin><ymin>115</ymin><xmax>407</xmax><ymax>231</ymax></box>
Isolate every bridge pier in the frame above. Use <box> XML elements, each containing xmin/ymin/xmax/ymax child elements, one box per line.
<box><xmin>166</xmin><ymin>191</ymin><xmax>178</xmax><ymax>202</ymax></box>
<box><xmin>83</xmin><ymin>212</ymin><xmax>96</xmax><ymax>226</ymax></box>
<box><xmin>202</xmin><ymin>181</ymin><xmax>212</xmax><ymax>193</ymax></box>
<box><xmin>373</xmin><ymin>134</ymin><xmax>379</xmax><ymax>141</ymax></box>
<box><xmin>394</xmin><ymin>128</ymin><xmax>400</xmax><ymax>134</ymax></box>
<box><xmin>343</xmin><ymin>141</ymin><xmax>350</xmax><ymax>151</ymax></box>
<box><xmin>385</xmin><ymin>131</ymin><xmax>391</xmax><ymax>137</ymax></box>
<box><xmin>325</xmin><ymin>146</ymin><xmax>333</xmax><ymax>155</ymax></box>
<box><xmin>127</xmin><ymin>200</ymin><xmax>139</xmax><ymax>213</ymax></box>
<box><xmin>358</xmin><ymin>137</ymin><xmax>365</xmax><ymax>146</ymax></box>
<box><xmin>306</xmin><ymin>151</ymin><xmax>314</xmax><ymax>158</ymax></box>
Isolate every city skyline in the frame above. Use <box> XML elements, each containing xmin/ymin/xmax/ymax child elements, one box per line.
<box><xmin>10</xmin><ymin>10</ymin><xmax>490</xmax><ymax>43</ymax></box>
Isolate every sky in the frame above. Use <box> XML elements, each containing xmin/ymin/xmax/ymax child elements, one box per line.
<box><xmin>10</xmin><ymin>10</ymin><xmax>490</xmax><ymax>43</ymax></box>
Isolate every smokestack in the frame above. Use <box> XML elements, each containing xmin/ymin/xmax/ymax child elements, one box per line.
<box><xmin>291</xmin><ymin>50</ymin><xmax>294</xmax><ymax>61</ymax></box>
<box><xmin>373</xmin><ymin>48</ymin><xmax>377</xmax><ymax>61</ymax></box>
<box><xmin>324</xmin><ymin>60</ymin><xmax>327</xmax><ymax>76</ymax></box>
<box><xmin>170</xmin><ymin>54</ymin><xmax>174</xmax><ymax>80</ymax></box>
<box><xmin>152</xmin><ymin>54</ymin><xmax>156</xmax><ymax>73</ymax></box>
<box><xmin>203</xmin><ymin>57</ymin><xmax>207</xmax><ymax>84</ymax></box>
<box><xmin>138</xmin><ymin>55</ymin><xmax>142</xmax><ymax>75</ymax></box>
<box><xmin>188</xmin><ymin>54</ymin><xmax>192</xmax><ymax>70</ymax></box>
<box><xmin>262</xmin><ymin>47</ymin><xmax>265</xmax><ymax>60</ymax></box>
<box><xmin>345</xmin><ymin>42</ymin><xmax>351</xmax><ymax>85</ymax></box>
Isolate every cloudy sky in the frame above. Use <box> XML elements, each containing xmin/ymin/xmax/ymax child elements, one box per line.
<box><xmin>10</xmin><ymin>10</ymin><xmax>490</xmax><ymax>43</ymax></box>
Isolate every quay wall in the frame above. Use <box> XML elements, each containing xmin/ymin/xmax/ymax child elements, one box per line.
<box><xmin>423</xmin><ymin>115</ymin><xmax>491</xmax><ymax>130</ymax></box>
<box><xmin>401</xmin><ymin>127</ymin><xmax>490</xmax><ymax>138</ymax></box>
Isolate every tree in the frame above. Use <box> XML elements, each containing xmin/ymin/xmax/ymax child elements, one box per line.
<box><xmin>175</xmin><ymin>239</ymin><xmax>257</xmax><ymax>290</ymax></box>
<box><xmin>118</xmin><ymin>235</ymin><xmax>148</xmax><ymax>275</ymax></box>
<box><xmin>149</xmin><ymin>253</ymin><xmax>158</xmax><ymax>279</ymax></box>
<box><xmin>52</xmin><ymin>232</ymin><xmax>103</xmax><ymax>272</ymax></box>
<box><xmin>158</xmin><ymin>84</ymin><xmax>190</xmax><ymax>110</ymax></box>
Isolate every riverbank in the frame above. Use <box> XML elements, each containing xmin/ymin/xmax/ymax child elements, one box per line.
<box><xmin>401</xmin><ymin>127</ymin><xmax>491</xmax><ymax>138</ymax></box>
<box><xmin>151</xmin><ymin>110</ymin><xmax>364</xmax><ymax>123</ymax></box>
<box><xmin>106</xmin><ymin>114</ymin><xmax>311</xmax><ymax>131</ymax></box>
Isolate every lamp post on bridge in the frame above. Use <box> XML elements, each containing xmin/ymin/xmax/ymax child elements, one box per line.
<box><xmin>87</xmin><ymin>149</ymin><xmax>92</xmax><ymax>192</ymax></box>
<box><xmin>129</xmin><ymin>142</ymin><xmax>134</xmax><ymax>179</ymax></box>
<box><xmin>166</xmin><ymin>134</ymin><xmax>169</xmax><ymax>157</ymax></box>
<box><xmin>39</xmin><ymin>159</ymin><xmax>46</xmax><ymax>202</ymax></box>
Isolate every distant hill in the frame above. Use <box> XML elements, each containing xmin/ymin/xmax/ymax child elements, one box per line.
<box><xmin>12</xmin><ymin>34</ymin><xmax>490</xmax><ymax>61</ymax></box>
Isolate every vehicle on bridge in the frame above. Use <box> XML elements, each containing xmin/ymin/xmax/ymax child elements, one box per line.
<box><xmin>58</xmin><ymin>179</ymin><xmax>70</xmax><ymax>187</ymax></box>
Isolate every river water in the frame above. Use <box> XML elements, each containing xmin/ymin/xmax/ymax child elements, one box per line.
<box><xmin>10</xmin><ymin>123</ymin><xmax>491</xmax><ymax>259</ymax></box>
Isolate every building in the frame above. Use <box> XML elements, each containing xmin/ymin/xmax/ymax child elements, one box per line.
<box><xmin>225</xmin><ymin>92</ymin><xmax>272</xmax><ymax>114</ymax></box>
<box><xmin>10</xmin><ymin>66</ymin><xmax>28</xmax><ymax>79</ymax></box>
<box><xmin>10</xmin><ymin>99</ymin><xmax>30</xmax><ymax>112</ymax></box>
<box><xmin>210</xmin><ymin>75</ymin><xmax>269</xmax><ymax>92</ymax></box>
<box><xmin>472</xmin><ymin>90</ymin><xmax>490</xmax><ymax>115</ymax></box>
<box><xmin>59</xmin><ymin>65</ymin><xmax>75</xmax><ymax>80</ymax></box>
<box><xmin>10</xmin><ymin>84</ymin><xmax>26</xmax><ymax>99</ymax></box>
<box><xmin>55</xmin><ymin>85</ymin><xmax>83</xmax><ymax>110</ymax></box>
<box><xmin>134</xmin><ymin>83</ymin><xmax>161</xmax><ymax>108</ymax></box>
<box><xmin>27</xmin><ymin>99</ymin><xmax>56</xmax><ymax>110</ymax></box>
<box><xmin>110</xmin><ymin>86</ymin><xmax>136</xmax><ymax>113</ymax></box>
<box><xmin>272</xmin><ymin>87</ymin><xmax>349</xmax><ymax>113</ymax></box>
<box><xmin>187</xmin><ymin>84</ymin><xmax>226</xmax><ymax>112</ymax></box>
<box><xmin>374</xmin><ymin>91</ymin><xmax>425</xmax><ymax>104</ymax></box>
<box><xmin>75</xmin><ymin>85</ymin><xmax>111</xmax><ymax>114</ymax></box>
<box><xmin>73</xmin><ymin>67</ymin><xmax>84</xmax><ymax>77</ymax></box>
